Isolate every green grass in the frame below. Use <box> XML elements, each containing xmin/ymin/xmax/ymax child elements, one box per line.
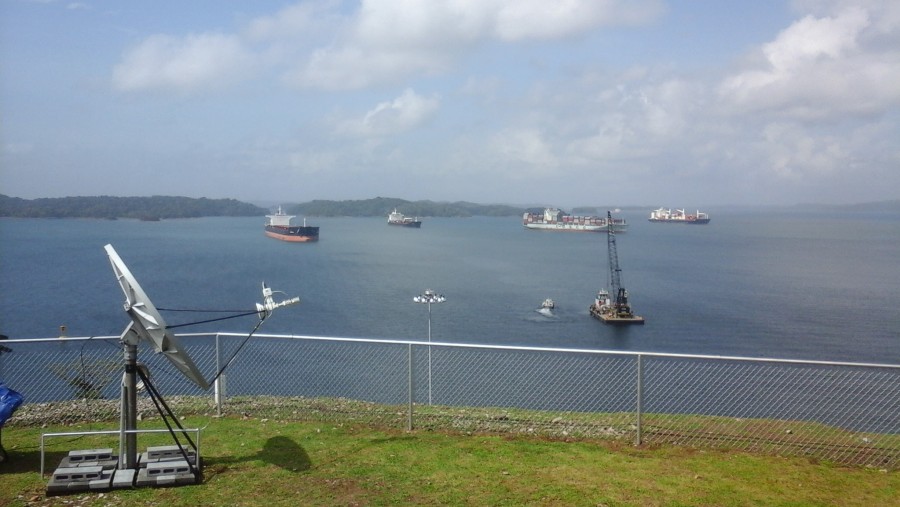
<box><xmin>1</xmin><ymin>416</ymin><xmax>896</xmax><ymax>506</ymax></box>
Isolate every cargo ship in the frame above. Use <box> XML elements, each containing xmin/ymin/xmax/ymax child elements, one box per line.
<box><xmin>523</xmin><ymin>208</ymin><xmax>627</xmax><ymax>232</ymax></box>
<box><xmin>264</xmin><ymin>207</ymin><xmax>319</xmax><ymax>242</ymax></box>
<box><xmin>648</xmin><ymin>207</ymin><xmax>710</xmax><ymax>224</ymax></box>
<box><xmin>388</xmin><ymin>209</ymin><xmax>422</xmax><ymax>228</ymax></box>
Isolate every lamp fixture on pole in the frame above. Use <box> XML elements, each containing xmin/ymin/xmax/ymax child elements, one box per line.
<box><xmin>413</xmin><ymin>289</ymin><xmax>445</xmax><ymax>405</ymax></box>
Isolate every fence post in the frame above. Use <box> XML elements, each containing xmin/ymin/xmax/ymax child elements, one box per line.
<box><xmin>214</xmin><ymin>334</ymin><xmax>223</xmax><ymax>416</ymax></box>
<box><xmin>635</xmin><ymin>354</ymin><xmax>643</xmax><ymax>446</ymax></box>
<box><xmin>407</xmin><ymin>343</ymin><xmax>414</xmax><ymax>431</ymax></box>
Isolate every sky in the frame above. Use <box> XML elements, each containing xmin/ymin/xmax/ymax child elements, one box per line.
<box><xmin>1</xmin><ymin>0</ymin><xmax>899</xmax><ymax>208</ymax></box>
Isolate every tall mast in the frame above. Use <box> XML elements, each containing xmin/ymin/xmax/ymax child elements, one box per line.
<box><xmin>607</xmin><ymin>210</ymin><xmax>622</xmax><ymax>297</ymax></box>
<box><xmin>607</xmin><ymin>211</ymin><xmax>632</xmax><ymax>311</ymax></box>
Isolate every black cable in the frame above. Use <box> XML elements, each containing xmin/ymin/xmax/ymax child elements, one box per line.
<box><xmin>208</xmin><ymin>317</ymin><xmax>266</xmax><ymax>385</ymax></box>
<box><xmin>106</xmin><ymin>306</ymin><xmax>265</xmax><ymax>387</ymax></box>
<box><xmin>157</xmin><ymin>307</ymin><xmax>251</xmax><ymax>313</ymax></box>
<box><xmin>165</xmin><ymin>310</ymin><xmax>261</xmax><ymax>330</ymax></box>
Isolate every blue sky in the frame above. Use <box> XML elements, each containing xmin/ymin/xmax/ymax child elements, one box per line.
<box><xmin>2</xmin><ymin>0</ymin><xmax>898</xmax><ymax>207</ymax></box>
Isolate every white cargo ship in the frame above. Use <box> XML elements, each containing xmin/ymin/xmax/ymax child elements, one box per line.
<box><xmin>648</xmin><ymin>207</ymin><xmax>710</xmax><ymax>224</ymax></box>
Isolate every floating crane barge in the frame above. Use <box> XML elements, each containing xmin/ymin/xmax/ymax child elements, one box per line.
<box><xmin>590</xmin><ymin>211</ymin><xmax>645</xmax><ymax>325</ymax></box>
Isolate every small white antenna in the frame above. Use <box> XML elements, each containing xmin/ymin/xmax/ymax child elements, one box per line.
<box><xmin>255</xmin><ymin>282</ymin><xmax>300</xmax><ymax>320</ymax></box>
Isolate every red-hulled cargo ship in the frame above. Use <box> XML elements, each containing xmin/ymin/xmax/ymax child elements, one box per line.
<box><xmin>264</xmin><ymin>207</ymin><xmax>319</xmax><ymax>242</ymax></box>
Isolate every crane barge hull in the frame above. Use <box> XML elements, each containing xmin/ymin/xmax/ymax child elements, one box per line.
<box><xmin>590</xmin><ymin>304</ymin><xmax>645</xmax><ymax>324</ymax></box>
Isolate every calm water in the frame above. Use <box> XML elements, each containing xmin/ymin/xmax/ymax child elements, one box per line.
<box><xmin>1</xmin><ymin>210</ymin><xmax>899</xmax><ymax>364</ymax></box>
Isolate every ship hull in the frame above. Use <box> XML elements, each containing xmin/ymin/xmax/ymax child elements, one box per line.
<box><xmin>388</xmin><ymin>220</ymin><xmax>422</xmax><ymax>228</ymax></box>
<box><xmin>523</xmin><ymin>221</ymin><xmax>627</xmax><ymax>232</ymax></box>
<box><xmin>265</xmin><ymin>225</ymin><xmax>319</xmax><ymax>242</ymax></box>
<box><xmin>648</xmin><ymin>218</ymin><xmax>710</xmax><ymax>224</ymax></box>
<box><xmin>589</xmin><ymin>304</ymin><xmax>645</xmax><ymax>325</ymax></box>
<box><xmin>523</xmin><ymin>208</ymin><xmax>627</xmax><ymax>232</ymax></box>
<box><xmin>524</xmin><ymin>223</ymin><xmax>605</xmax><ymax>232</ymax></box>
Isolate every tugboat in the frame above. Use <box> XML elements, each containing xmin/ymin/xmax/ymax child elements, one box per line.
<box><xmin>590</xmin><ymin>211</ymin><xmax>644</xmax><ymax>324</ymax></box>
<box><xmin>264</xmin><ymin>206</ymin><xmax>319</xmax><ymax>242</ymax></box>
<box><xmin>388</xmin><ymin>209</ymin><xmax>422</xmax><ymax>228</ymax></box>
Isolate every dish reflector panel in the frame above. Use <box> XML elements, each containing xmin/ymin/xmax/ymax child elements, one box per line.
<box><xmin>105</xmin><ymin>244</ymin><xmax>209</xmax><ymax>390</ymax></box>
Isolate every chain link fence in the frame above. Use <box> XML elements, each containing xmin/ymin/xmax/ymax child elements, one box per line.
<box><xmin>1</xmin><ymin>333</ymin><xmax>897</xmax><ymax>469</ymax></box>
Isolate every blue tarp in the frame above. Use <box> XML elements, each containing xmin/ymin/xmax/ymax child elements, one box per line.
<box><xmin>0</xmin><ymin>381</ymin><xmax>23</xmax><ymax>426</ymax></box>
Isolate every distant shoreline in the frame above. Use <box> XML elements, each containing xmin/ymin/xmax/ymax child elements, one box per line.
<box><xmin>2</xmin><ymin>194</ymin><xmax>897</xmax><ymax>219</ymax></box>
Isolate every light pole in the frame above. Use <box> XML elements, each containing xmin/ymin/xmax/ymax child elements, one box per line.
<box><xmin>413</xmin><ymin>289</ymin><xmax>445</xmax><ymax>405</ymax></box>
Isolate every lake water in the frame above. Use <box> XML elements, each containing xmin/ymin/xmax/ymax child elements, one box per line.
<box><xmin>1</xmin><ymin>209</ymin><xmax>899</xmax><ymax>364</ymax></box>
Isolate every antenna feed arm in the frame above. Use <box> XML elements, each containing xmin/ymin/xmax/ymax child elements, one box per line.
<box><xmin>256</xmin><ymin>282</ymin><xmax>300</xmax><ymax>321</ymax></box>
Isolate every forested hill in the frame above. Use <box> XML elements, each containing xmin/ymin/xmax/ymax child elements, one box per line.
<box><xmin>0</xmin><ymin>195</ymin><xmax>266</xmax><ymax>219</ymax></box>
<box><xmin>0</xmin><ymin>195</ymin><xmax>523</xmax><ymax>219</ymax></box>
<box><xmin>290</xmin><ymin>197</ymin><xmax>522</xmax><ymax>217</ymax></box>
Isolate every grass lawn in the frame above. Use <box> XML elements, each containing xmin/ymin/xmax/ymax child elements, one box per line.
<box><xmin>1</xmin><ymin>416</ymin><xmax>896</xmax><ymax>506</ymax></box>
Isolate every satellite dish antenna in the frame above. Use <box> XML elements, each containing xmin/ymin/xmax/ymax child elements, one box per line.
<box><xmin>106</xmin><ymin>244</ymin><xmax>209</xmax><ymax>390</ymax></box>
<box><xmin>48</xmin><ymin>244</ymin><xmax>302</xmax><ymax>493</ymax></box>
<box><xmin>104</xmin><ymin>244</ymin><xmax>212</xmax><ymax>477</ymax></box>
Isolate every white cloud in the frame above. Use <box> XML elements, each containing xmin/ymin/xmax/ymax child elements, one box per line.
<box><xmin>492</xmin><ymin>0</ymin><xmax>663</xmax><ymax>41</ymax></box>
<box><xmin>336</xmin><ymin>88</ymin><xmax>440</xmax><ymax>138</ymax></box>
<box><xmin>243</xmin><ymin>2</ymin><xmax>332</xmax><ymax>42</ymax></box>
<box><xmin>766</xmin><ymin>7</ymin><xmax>868</xmax><ymax>70</ymax></box>
<box><xmin>280</xmin><ymin>0</ymin><xmax>664</xmax><ymax>90</ymax></box>
<box><xmin>547</xmin><ymin>74</ymin><xmax>702</xmax><ymax>167</ymax></box>
<box><xmin>111</xmin><ymin>1</ymin><xmax>663</xmax><ymax>93</ymax></box>
<box><xmin>489</xmin><ymin>127</ymin><xmax>557</xmax><ymax>173</ymax></box>
<box><xmin>112</xmin><ymin>33</ymin><xmax>254</xmax><ymax>93</ymax></box>
<box><xmin>759</xmin><ymin>122</ymin><xmax>848</xmax><ymax>179</ymax></box>
<box><xmin>290</xmin><ymin>45</ymin><xmax>448</xmax><ymax>90</ymax></box>
<box><xmin>348</xmin><ymin>0</ymin><xmax>662</xmax><ymax>48</ymax></box>
<box><xmin>719</xmin><ymin>5</ymin><xmax>900</xmax><ymax>118</ymax></box>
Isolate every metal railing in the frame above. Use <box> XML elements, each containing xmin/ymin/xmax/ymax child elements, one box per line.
<box><xmin>1</xmin><ymin>333</ymin><xmax>897</xmax><ymax>469</ymax></box>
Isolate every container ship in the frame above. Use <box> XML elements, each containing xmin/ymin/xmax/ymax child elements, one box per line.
<box><xmin>264</xmin><ymin>207</ymin><xmax>319</xmax><ymax>242</ymax></box>
<box><xmin>648</xmin><ymin>207</ymin><xmax>710</xmax><ymax>224</ymax></box>
<box><xmin>523</xmin><ymin>208</ymin><xmax>627</xmax><ymax>232</ymax></box>
<box><xmin>388</xmin><ymin>209</ymin><xmax>422</xmax><ymax>228</ymax></box>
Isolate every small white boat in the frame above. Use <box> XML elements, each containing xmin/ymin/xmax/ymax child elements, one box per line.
<box><xmin>541</xmin><ymin>298</ymin><xmax>555</xmax><ymax>309</ymax></box>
